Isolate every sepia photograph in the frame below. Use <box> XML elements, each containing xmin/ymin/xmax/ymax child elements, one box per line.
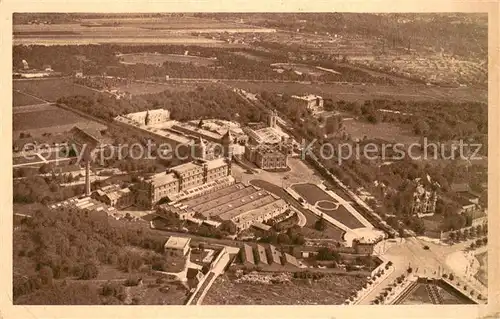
<box><xmin>1</xmin><ymin>3</ymin><xmax>498</xmax><ymax>318</ymax></box>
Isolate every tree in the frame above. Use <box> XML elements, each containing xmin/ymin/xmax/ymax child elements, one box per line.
<box><xmin>80</xmin><ymin>263</ymin><xmax>99</xmax><ymax>280</ymax></box>
<box><xmin>39</xmin><ymin>266</ymin><xmax>54</xmax><ymax>286</ymax></box>
<box><xmin>39</xmin><ymin>164</ymin><xmax>52</xmax><ymax>174</ymax></box>
<box><xmin>448</xmin><ymin>232</ymin><xmax>456</xmax><ymax>242</ymax></box>
<box><xmin>314</xmin><ymin>214</ymin><xmax>327</xmax><ymax>231</ymax></box>
<box><xmin>219</xmin><ymin>220</ymin><xmax>237</xmax><ymax>235</ymax></box>
<box><xmin>277</xmin><ymin>233</ymin><xmax>291</xmax><ymax>244</ymax></box>
<box><xmin>414</xmin><ymin>120</ymin><xmax>430</xmax><ymax>135</ymax></box>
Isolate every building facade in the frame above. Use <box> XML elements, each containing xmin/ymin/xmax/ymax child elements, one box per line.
<box><xmin>291</xmin><ymin>94</ymin><xmax>324</xmax><ymax>113</ymax></box>
<box><xmin>125</xmin><ymin>109</ymin><xmax>171</xmax><ymax>126</ymax></box>
<box><xmin>164</xmin><ymin>236</ymin><xmax>191</xmax><ymax>258</ymax></box>
<box><xmin>245</xmin><ymin>144</ymin><xmax>289</xmax><ymax>170</ymax></box>
<box><xmin>92</xmin><ymin>184</ymin><xmax>134</xmax><ymax>209</ymax></box>
<box><xmin>411</xmin><ymin>184</ymin><xmax>438</xmax><ymax>217</ymax></box>
<box><xmin>135</xmin><ymin>158</ymin><xmax>231</xmax><ymax>208</ymax></box>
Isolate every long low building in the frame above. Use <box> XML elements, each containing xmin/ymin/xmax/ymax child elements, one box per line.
<box><xmin>162</xmin><ymin>182</ymin><xmax>289</xmax><ymax>232</ymax></box>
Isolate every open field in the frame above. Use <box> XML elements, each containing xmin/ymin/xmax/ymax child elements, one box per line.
<box><xmin>203</xmin><ymin>272</ymin><xmax>366</xmax><ymax>305</ymax></box>
<box><xmin>342</xmin><ymin>119</ymin><xmax>419</xmax><ymax>144</ymax></box>
<box><xmin>13</xmin><ymin>103</ymin><xmax>106</xmax><ymax>137</ymax></box>
<box><xmin>475</xmin><ymin>252</ymin><xmax>488</xmax><ymax>287</ymax></box>
<box><xmin>225</xmin><ymin>81</ymin><xmax>487</xmax><ymax>103</ymax></box>
<box><xmin>13</xmin><ymin>78</ymin><xmax>99</xmax><ymax>102</ymax></box>
<box><xmin>13</xmin><ymin>90</ymin><xmax>46</xmax><ymax>107</ymax></box>
<box><xmin>291</xmin><ymin>183</ymin><xmax>364</xmax><ymax>229</ymax></box>
<box><xmin>119</xmin><ymin>53</ymin><xmax>216</xmax><ymax>66</ymax></box>
<box><xmin>112</xmin><ymin>81</ymin><xmax>198</xmax><ymax>95</ymax></box>
<box><xmin>78</xmin><ymin>16</ymin><xmax>260</xmax><ymax>30</ymax></box>
<box><xmin>13</xmin><ymin>16</ymin><xmax>273</xmax><ymax>45</ymax></box>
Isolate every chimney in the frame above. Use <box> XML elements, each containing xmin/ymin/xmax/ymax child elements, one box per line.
<box><xmin>85</xmin><ymin>161</ymin><xmax>91</xmax><ymax>196</ymax></box>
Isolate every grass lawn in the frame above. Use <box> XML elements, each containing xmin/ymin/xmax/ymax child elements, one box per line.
<box><xmin>301</xmin><ymin>209</ymin><xmax>345</xmax><ymax>241</ymax></box>
<box><xmin>291</xmin><ymin>183</ymin><xmax>364</xmax><ymax>229</ymax></box>
<box><xmin>400</xmin><ymin>283</ymin><xmax>433</xmax><ymax>305</ymax></box>
<box><xmin>342</xmin><ymin>119</ymin><xmax>419</xmax><ymax>145</ymax></box>
<box><xmin>249</xmin><ymin>179</ymin><xmax>345</xmax><ymax>241</ymax></box>
<box><xmin>475</xmin><ymin>252</ymin><xmax>488</xmax><ymax>287</ymax></box>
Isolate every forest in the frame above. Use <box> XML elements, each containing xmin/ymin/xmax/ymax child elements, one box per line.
<box><xmin>13</xmin><ymin>44</ymin><xmax>396</xmax><ymax>84</ymax></box>
<box><xmin>58</xmin><ymin>84</ymin><xmax>263</xmax><ymax>124</ymax></box>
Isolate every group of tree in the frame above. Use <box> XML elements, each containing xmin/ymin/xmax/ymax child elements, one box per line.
<box><xmin>259</xmin><ymin>226</ymin><xmax>305</xmax><ymax>245</ymax></box>
<box><xmin>448</xmin><ymin>224</ymin><xmax>488</xmax><ymax>242</ymax></box>
<box><xmin>13</xmin><ymin>206</ymin><xmax>172</xmax><ymax>302</ymax></box>
<box><xmin>58</xmin><ymin>84</ymin><xmax>263</xmax><ymax>125</ymax></box>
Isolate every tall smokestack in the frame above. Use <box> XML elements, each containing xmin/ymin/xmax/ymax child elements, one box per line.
<box><xmin>85</xmin><ymin>161</ymin><xmax>91</xmax><ymax>196</ymax></box>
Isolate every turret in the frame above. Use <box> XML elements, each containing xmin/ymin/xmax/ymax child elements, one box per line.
<box><xmin>221</xmin><ymin>129</ymin><xmax>233</xmax><ymax>158</ymax></box>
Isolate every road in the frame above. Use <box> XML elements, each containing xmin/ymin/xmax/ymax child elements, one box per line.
<box><xmin>356</xmin><ymin>237</ymin><xmax>485</xmax><ymax>305</ymax></box>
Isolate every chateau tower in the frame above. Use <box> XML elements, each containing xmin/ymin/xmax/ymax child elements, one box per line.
<box><xmin>221</xmin><ymin>129</ymin><xmax>233</xmax><ymax>158</ymax></box>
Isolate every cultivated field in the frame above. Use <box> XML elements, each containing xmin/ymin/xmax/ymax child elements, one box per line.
<box><xmin>118</xmin><ymin>53</ymin><xmax>216</xmax><ymax>66</ymax></box>
<box><xmin>13</xmin><ymin>16</ymin><xmax>271</xmax><ymax>45</ymax></box>
<box><xmin>13</xmin><ymin>90</ymin><xmax>46</xmax><ymax>107</ymax></box>
<box><xmin>203</xmin><ymin>272</ymin><xmax>366</xmax><ymax>305</ymax></box>
<box><xmin>13</xmin><ymin>103</ymin><xmax>106</xmax><ymax>137</ymax></box>
<box><xmin>13</xmin><ymin>78</ymin><xmax>99</xmax><ymax>102</ymax></box>
<box><xmin>226</xmin><ymin>81</ymin><xmax>487</xmax><ymax>103</ymax></box>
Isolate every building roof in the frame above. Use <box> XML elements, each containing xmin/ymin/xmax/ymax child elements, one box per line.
<box><xmin>148</xmin><ymin>172</ymin><xmax>179</xmax><ymax>187</ymax></box>
<box><xmin>252</xmin><ymin>221</ymin><xmax>271</xmax><ymax>231</ymax></box>
<box><xmin>181</xmin><ymin>183</ymin><xmax>246</xmax><ymax>208</ymax></box>
<box><xmin>242</xmin><ymin>244</ymin><xmax>255</xmax><ymax>265</ymax></box>
<box><xmin>282</xmin><ymin>253</ymin><xmax>300</xmax><ymax>267</ymax></box>
<box><xmin>267</xmin><ymin>244</ymin><xmax>282</xmax><ymax>264</ymax></box>
<box><xmin>206</xmin><ymin>157</ymin><xmax>229</xmax><ymax>170</ymax></box>
<box><xmin>171</xmin><ymin>161</ymin><xmax>203</xmax><ymax>175</ymax></box>
<box><xmin>450</xmin><ymin>183</ymin><xmax>470</xmax><ymax>193</ymax></box>
<box><xmin>70</xmin><ymin>126</ymin><xmax>106</xmax><ymax>149</ymax></box>
<box><xmin>190</xmin><ymin>186</ymin><xmax>264</xmax><ymax>217</ymax></box>
<box><xmin>221</xmin><ymin>129</ymin><xmax>233</xmax><ymax>143</ymax></box>
<box><xmin>216</xmin><ymin>194</ymin><xmax>277</xmax><ymax>220</ymax></box>
<box><xmin>50</xmin><ymin>196</ymin><xmax>116</xmax><ymax>214</ymax></box>
<box><xmin>236</xmin><ymin>199</ymin><xmax>288</xmax><ymax>226</ymax></box>
<box><xmin>256</xmin><ymin>244</ymin><xmax>268</xmax><ymax>265</ymax></box>
<box><xmin>124</xmin><ymin>108</ymin><xmax>169</xmax><ymax>120</ymax></box>
<box><xmin>172</xmin><ymin>123</ymin><xmax>222</xmax><ymax>141</ymax></box>
<box><xmin>164</xmin><ymin>236</ymin><xmax>191</xmax><ymax>250</ymax></box>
